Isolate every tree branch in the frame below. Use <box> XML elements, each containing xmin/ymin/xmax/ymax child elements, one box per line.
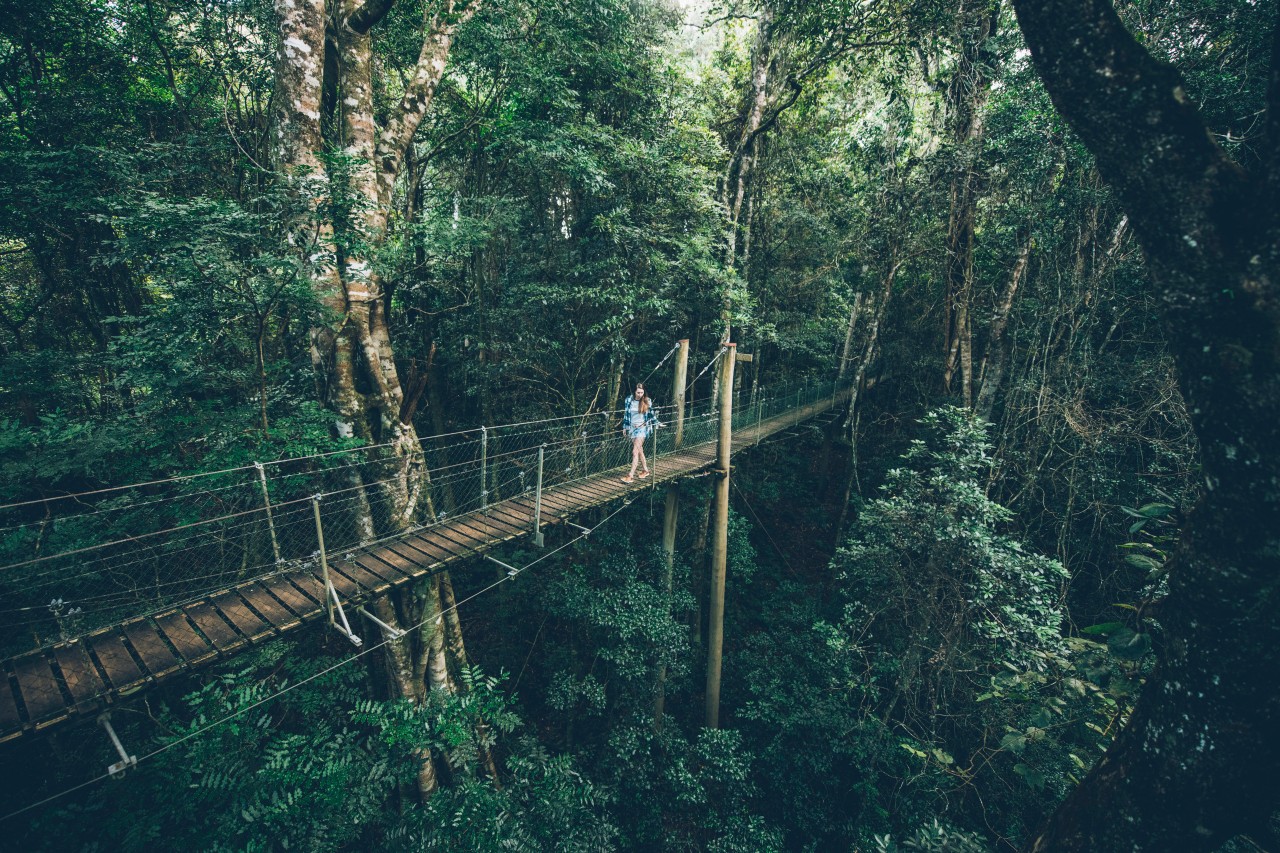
<box><xmin>376</xmin><ymin>0</ymin><xmax>483</xmax><ymax>201</ymax></box>
<box><xmin>1012</xmin><ymin>0</ymin><xmax>1248</xmax><ymax>263</ymax></box>
<box><xmin>346</xmin><ymin>0</ymin><xmax>396</xmax><ymax>35</ymax></box>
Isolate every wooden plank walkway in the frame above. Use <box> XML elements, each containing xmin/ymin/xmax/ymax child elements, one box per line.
<box><xmin>0</xmin><ymin>391</ymin><xmax>848</xmax><ymax>743</ymax></box>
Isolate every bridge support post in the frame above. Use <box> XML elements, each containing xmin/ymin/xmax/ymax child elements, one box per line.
<box><xmin>655</xmin><ymin>339</ymin><xmax>689</xmax><ymax>729</ymax></box>
<box><xmin>672</xmin><ymin>338</ymin><xmax>689</xmax><ymax>449</ymax></box>
<box><xmin>98</xmin><ymin>713</ymin><xmax>137</xmax><ymax>778</ymax></box>
<box><xmin>705</xmin><ymin>342</ymin><xmax>735</xmax><ymax>729</ymax></box>
<box><xmin>533</xmin><ymin>444</ymin><xmax>545</xmax><ymax>548</ymax></box>
<box><xmin>311</xmin><ymin>495</ymin><xmax>334</xmax><ymax>626</ymax></box>
<box><xmin>747</xmin><ymin>389</ymin><xmax>757</xmax><ymax>445</ymax></box>
<box><xmin>254</xmin><ymin>462</ymin><xmax>282</xmax><ymax>565</ymax></box>
<box><xmin>311</xmin><ymin>494</ymin><xmax>361</xmax><ymax>646</ymax></box>
<box><xmin>480</xmin><ymin>426</ymin><xmax>488</xmax><ymax>509</ymax></box>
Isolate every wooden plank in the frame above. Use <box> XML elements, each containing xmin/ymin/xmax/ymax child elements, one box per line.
<box><xmin>351</xmin><ymin>551</ymin><xmax>413</xmax><ymax>584</ymax></box>
<box><xmin>562</xmin><ymin>479</ymin><xmax>621</xmax><ymax>506</ymax></box>
<box><xmin>12</xmin><ymin>652</ymin><xmax>66</xmax><ymax>723</ymax></box>
<box><xmin>575</xmin><ymin>473</ymin><xmax>629</xmax><ymax>497</ymax></box>
<box><xmin>380</xmin><ymin>539</ymin><xmax>437</xmax><ymax>570</ymax></box>
<box><xmin>323</xmin><ymin>564</ymin><xmax>362</xmax><ymax>599</ymax></box>
<box><xmin>390</xmin><ymin>535</ymin><xmax>456</xmax><ymax>566</ymax></box>
<box><xmin>51</xmin><ymin>642</ymin><xmax>104</xmax><ymax>709</ymax></box>
<box><xmin>211</xmin><ymin>591</ymin><xmax>272</xmax><ymax>641</ymax></box>
<box><xmin>332</xmin><ymin>559</ymin><xmax>390</xmax><ymax>594</ymax></box>
<box><xmin>122</xmin><ymin>621</ymin><xmax>180</xmax><ymax>678</ymax></box>
<box><xmin>460</xmin><ymin>507</ymin><xmax>524</xmax><ymax>535</ymax></box>
<box><xmin>87</xmin><ymin>632</ymin><xmax>146</xmax><ymax>692</ymax></box>
<box><xmin>261</xmin><ymin>576</ymin><xmax>323</xmax><ymax>620</ymax></box>
<box><xmin>546</xmin><ymin>479</ymin><xmax>603</xmax><ymax>504</ymax></box>
<box><xmin>185</xmin><ymin>602</ymin><xmax>242</xmax><ymax>653</ymax></box>
<box><xmin>487</xmin><ymin>501</ymin><xmax>533</xmax><ymax>528</ymax></box>
<box><xmin>285</xmin><ymin>572</ymin><xmax>328</xmax><ymax>607</ymax></box>
<box><xmin>432</xmin><ymin>524</ymin><xmax>484</xmax><ymax>556</ymax></box>
<box><xmin>528</xmin><ymin>488</ymin><xmax>579</xmax><ymax>513</ymax></box>
<box><xmin>366</xmin><ymin>541</ymin><xmax>434</xmax><ymax>575</ymax></box>
<box><xmin>156</xmin><ymin>611</ymin><xmax>216</xmax><ymax>663</ymax></box>
<box><xmin>239</xmin><ymin>582</ymin><xmax>298</xmax><ymax>630</ymax></box>
<box><xmin>454</xmin><ymin>512</ymin><xmax>522</xmax><ymax>541</ymax></box>
<box><xmin>0</xmin><ymin>673</ymin><xmax>22</xmax><ymax>740</ymax></box>
<box><xmin>507</xmin><ymin>497</ymin><xmax>559</xmax><ymax>526</ymax></box>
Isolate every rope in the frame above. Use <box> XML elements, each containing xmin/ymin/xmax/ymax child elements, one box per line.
<box><xmin>731</xmin><ymin>479</ymin><xmax>801</xmax><ymax>581</ymax></box>
<box><xmin>0</xmin><ymin>346</ymin><xmax>693</xmax><ymax>517</ymax></box>
<box><xmin>682</xmin><ymin>346</ymin><xmax>729</xmax><ymax>400</ymax></box>
<box><xmin>0</xmin><ymin>495</ymin><xmax>638</xmax><ymax>825</ymax></box>
<box><xmin>637</xmin><ymin>342</ymin><xmax>680</xmax><ymax>388</ymax></box>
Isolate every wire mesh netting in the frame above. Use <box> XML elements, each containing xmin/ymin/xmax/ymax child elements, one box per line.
<box><xmin>0</xmin><ymin>377</ymin><xmax>844</xmax><ymax>657</ymax></box>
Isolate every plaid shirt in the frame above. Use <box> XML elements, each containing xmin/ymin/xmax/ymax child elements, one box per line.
<box><xmin>623</xmin><ymin>395</ymin><xmax>659</xmax><ymax>439</ymax></box>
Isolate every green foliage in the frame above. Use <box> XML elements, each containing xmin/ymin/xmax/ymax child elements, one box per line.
<box><xmin>386</xmin><ymin>735</ymin><xmax>617</xmax><ymax>852</ymax></box>
<box><xmin>835</xmin><ymin>407</ymin><xmax>1068</xmax><ymax>676</ymax></box>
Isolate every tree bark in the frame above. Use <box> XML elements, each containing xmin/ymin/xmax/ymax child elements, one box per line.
<box><xmin>975</xmin><ymin>229</ymin><xmax>1032</xmax><ymax>419</ymax></box>
<box><xmin>1013</xmin><ymin>1</ymin><xmax>1280</xmax><ymax>849</ymax></box>
<box><xmin>941</xmin><ymin>1</ymin><xmax>1000</xmax><ymax>406</ymax></box>
<box><xmin>270</xmin><ymin>0</ymin><xmax>482</xmax><ymax>801</ymax></box>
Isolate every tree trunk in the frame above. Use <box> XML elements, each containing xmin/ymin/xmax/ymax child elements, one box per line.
<box><xmin>975</xmin><ymin>229</ymin><xmax>1033</xmax><ymax>419</ymax></box>
<box><xmin>837</xmin><ymin>291</ymin><xmax>865</xmax><ymax>383</ymax></box>
<box><xmin>1013</xmin><ymin>1</ymin><xmax>1280</xmax><ymax>849</ymax></box>
<box><xmin>270</xmin><ymin>0</ymin><xmax>483</xmax><ymax>802</ymax></box>
<box><xmin>835</xmin><ymin>260</ymin><xmax>899</xmax><ymax>540</ymax></box>
<box><xmin>941</xmin><ymin>1</ymin><xmax>1000</xmax><ymax>405</ymax></box>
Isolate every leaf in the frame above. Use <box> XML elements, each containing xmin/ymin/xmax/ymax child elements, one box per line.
<box><xmin>1107</xmin><ymin>628</ymin><xmax>1151</xmax><ymax>661</ymax></box>
<box><xmin>1013</xmin><ymin>763</ymin><xmax>1047</xmax><ymax>790</ymax></box>
<box><xmin>1081</xmin><ymin>621</ymin><xmax>1124</xmax><ymax>636</ymax></box>
<box><xmin>1137</xmin><ymin>502</ymin><xmax>1175</xmax><ymax>518</ymax></box>
<box><xmin>1124</xmin><ymin>553</ymin><xmax>1162</xmax><ymax>572</ymax></box>
<box><xmin>1000</xmin><ymin>733</ymin><xmax>1027</xmax><ymax>755</ymax></box>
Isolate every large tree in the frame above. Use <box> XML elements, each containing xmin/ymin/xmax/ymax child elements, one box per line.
<box><xmin>1010</xmin><ymin>0</ymin><xmax>1280</xmax><ymax>849</ymax></box>
<box><xmin>269</xmin><ymin>0</ymin><xmax>482</xmax><ymax>797</ymax></box>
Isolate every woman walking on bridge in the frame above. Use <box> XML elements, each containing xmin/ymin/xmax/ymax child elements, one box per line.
<box><xmin>621</xmin><ymin>383</ymin><xmax>658</xmax><ymax>484</ymax></box>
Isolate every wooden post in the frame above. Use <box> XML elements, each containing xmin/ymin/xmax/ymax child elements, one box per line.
<box><xmin>672</xmin><ymin>339</ymin><xmax>689</xmax><ymax>449</ymax></box>
<box><xmin>705</xmin><ymin>342</ymin><xmax>735</xmax><ymax>729</ymax></box>
<box><xmin>655</xmin><ymin>340</ymin><xmax>689</xmax><ymax>728</ymax></box>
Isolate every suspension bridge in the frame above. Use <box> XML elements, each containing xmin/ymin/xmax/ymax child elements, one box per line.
<box><xmin>0</xmin><ymin>371</ymin><xmax>849</xmax><ymax>747</ymax></box>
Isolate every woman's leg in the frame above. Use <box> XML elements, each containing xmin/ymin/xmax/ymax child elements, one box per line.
<box><xmin>628</xmin><ymin>436</ymin><xmax>643</xmax><ymax>478</ymax></box>
<box><xmin>637</xmin><ymin>438</ymin><xmax>649</xmax><ymax>475</ymax></box>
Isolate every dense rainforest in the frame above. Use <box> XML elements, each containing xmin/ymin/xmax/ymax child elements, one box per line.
<box><xmin>0</xmin><ymin>0</ymin><xmax>1277</xmax><ymax>850</ymax></box>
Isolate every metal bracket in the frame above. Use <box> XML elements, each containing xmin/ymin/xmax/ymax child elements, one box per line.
<box><xmin>98</xmin><ymin>713</ymin><xmax>137</xmax><ymax>778</ymax></box>
<box><xmin>484</xmin><ymin>553</ymin><xmax>522</xmax><ymax>577</ymax></box>
<box><xmin>357</xmin><ymin>606</ymin><xmax>405</xmax><ymax>640</ymax></box>
<box><xmin>327</xmin><ymin>582</ymin><xmax>362</xmax><ymax>647</ymax></box>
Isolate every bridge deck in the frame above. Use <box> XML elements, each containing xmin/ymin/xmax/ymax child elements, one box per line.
<box><xmin>0</xmin><ymin>392</ymin><xmax>845</xmax><ymax>742</ymax></box>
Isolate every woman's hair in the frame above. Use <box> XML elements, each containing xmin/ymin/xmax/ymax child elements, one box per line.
<box><xmin>639</xmin><ymin>393</ymin><xmax>651</xmax><ymax>414</ymax></box>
